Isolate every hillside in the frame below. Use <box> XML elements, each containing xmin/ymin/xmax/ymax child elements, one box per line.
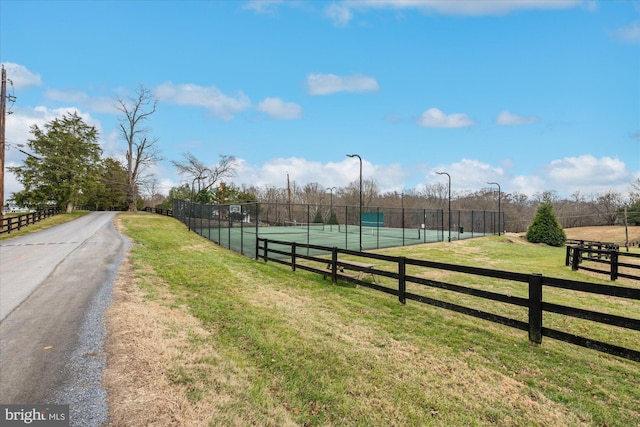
<box><xmin>104</xmin><ymin>214</ymin><xmax>640</xmax><ymax>427</ymax></box>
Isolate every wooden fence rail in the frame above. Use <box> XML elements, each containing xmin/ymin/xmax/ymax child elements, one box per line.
<box><xmin>566</xmin><ymin>244</ymin><xmax>640</xmax><ymax>281</ymax></box>
<box><xmin>0</xmin><ymin>207</ymin><xmax>60</xmax><ymax>234</ymax></box>
<box><xmin>143</xmin><ymin>207</ymin><xmax>173</xmax><ymax>217</ymax></box>
<box><xmin>257</xmin><ymin>237</ymin><xmax>640</xmax><ymax>362</ymax></box>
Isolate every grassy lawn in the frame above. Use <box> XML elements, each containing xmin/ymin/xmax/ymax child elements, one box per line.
<box><xmin>107</xmin><ymin>212</ymin><xmax>640</xmax><ymax>427</ymax></box>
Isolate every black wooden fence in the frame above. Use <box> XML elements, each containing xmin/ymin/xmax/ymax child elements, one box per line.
<box><xmin>566</xmin><ymin>241</ymin><xmax>640</xmax><ymax>282</ymax></box>
<box><xmin>257</xmin><ymin>237</ymin><xmax>640</xmax><ymax>362</ymax></box>
<box><xmin>142</xmin><ymin>207</ymin><xmax>173</xmax><ymax>217</ymax></box>
<box><xmin>0</xmin><ymin>207</ymin><xmax>60</xmax><ymax>234</ymax></box>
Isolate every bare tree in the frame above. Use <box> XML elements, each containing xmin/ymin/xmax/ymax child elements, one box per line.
<box><xmin>300</xmin><ymin>182</ymin><xmax>326</xmax><ymax>206</ymax></box>
<box><xmin>592</xmin><ymin>190</ymin><xmax>624</xmax><ymax>225</ymax></box>
<box><xmin>141</xmin><ymin>177</ymin><xmax>165</xmax><ymax>208</ymax></box>
<box><xmin>115</xmin><ymin>85</ymin><xmax>161</xmax><ymax>212</ymax></box>
<box><xmin>362</xmin><ymin>178</ymin><xmax>380</xmax><ymax>208</ymax></box>
<box><xmin>630</xmin><ymin>178</ymin><xmax>640</xmax><ymax>204</ymax></box>
<box><xmin>172</xmin><ymin>153</ymin><xmax>210</xmax><ymax>198</ymax></box>
<box><xmin>420</xmin><ymin>182</ymin><xmax>449</xmax><ymax>210</ymax></box>
<box><xmin>171</xmin><ymin>152</ymin><xmax>237</xmax><ymax>200</ymax></box>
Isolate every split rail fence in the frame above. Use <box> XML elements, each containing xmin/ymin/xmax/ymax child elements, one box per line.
<box><xmin>258</xmin><ymin>237</ymin><xmax>640</xmax><ymax>362</ymax></box>
<box><xmin>565</xmin><ymin>240</ymin><xmax>640</xmax><ymax>282</ymax></box>
<box><xmin>0</xmin><ymin>207</ymin><xmax>60</xmax><ymax>234</ymax></box>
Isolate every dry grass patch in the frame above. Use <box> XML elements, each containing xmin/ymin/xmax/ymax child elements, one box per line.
<box><xmin>563</xmin><ymin>226</ymin><xmax>640</xmax><ymax>245</ymax></box>
<box><xmin>104</xmin><ymin>253</ymin><xmax>297</xmax><ymax>426</ymax></box>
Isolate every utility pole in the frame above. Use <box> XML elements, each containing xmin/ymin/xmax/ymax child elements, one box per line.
<box><xmin>1</xmin><ymin>65</ymin><xmax>7</xmax><ymax>221</ymax></box>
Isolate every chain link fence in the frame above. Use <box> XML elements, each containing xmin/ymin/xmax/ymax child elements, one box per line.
<box><xmin>172</xmin><ymin>199</ymin><xmax>503</xmax><ymax>257</ymax></box>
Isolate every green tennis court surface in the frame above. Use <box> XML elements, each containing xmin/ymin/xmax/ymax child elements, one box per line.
<box><xmin>193</xmin><ymin>223</ymin><xmax>487</xmax><ymax>257</ymax></box>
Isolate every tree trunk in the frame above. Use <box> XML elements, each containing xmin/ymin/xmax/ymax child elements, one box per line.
<box><xmin>128</xmin><ymin>179</ymin><xmax>138</xmax><ymax>212</ymax></box>
<box><xmin>66</xmin><ymin>201</ymin><xmax>74</xmax><ymax>214</ymax></box>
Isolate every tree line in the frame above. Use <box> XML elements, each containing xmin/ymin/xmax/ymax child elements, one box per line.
<box><xmin>7</xmin><ymin>85</ymin><xmax>640</xmax><ymax>233</ymax></box>
<box><xmin>184</xmin><ymin>178</ymin><xmax>639</xmax><ymax>233</ymax></box>
<box><xmin>9</xmin><ymin>86</ymin><xmax>159</xmax><ymax>213</ymax></box>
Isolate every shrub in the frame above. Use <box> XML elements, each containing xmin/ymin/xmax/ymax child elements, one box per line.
<box><xmin>327</xmin><ymin>209</ymin><xmax>339</xmax><ymax>225</ymax></box>
<box><xmin>313</xmin><ymin>209</ymin><xmax>324</xmax><ymax>224</ymax></box>
<box><xmin>526</xmin><ymin>201</ymin><xmax>566</xmax><ymax>247</ymax></box>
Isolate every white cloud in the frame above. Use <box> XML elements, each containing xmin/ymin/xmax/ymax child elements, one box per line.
<box><xmin>1</xmin><ymin>63</ymin><xmax>43</xmax><ymax>90</ymax></box>
<box><xmin>430</xmin><ymin>159</ymin><xmax>505</xmax><ymax>192</ymax></box>
<box><xmin>203</xmin><ymin>154</ymin><xmax>639</xmax><ymax>201</ymax></box>
<box><xmin>423</xmin><ymin>155</ymin><xmax>636</xmax><ymax>198</ymax></box>
<box><xmin>257</xmin><ymin>97</ymin><xmax>303</xmax><ymax>120</ymax></box>
<box><xmin>545</xmin><ymin>155</ymin><xmax>629</xmax><ymax>187</ymax></box>
<box><xmin>511</xmin><ymin>174</ymin><xmax>546</xmax><ymax>196</ymax></box>
<box><xmin>495</xmin><ymin>110</ymin><xmax>538</xmax><ymax>126</ymax></box>
<box><xmin>233</xmin><ymin>157</ymin><xmax>408</xmax><ymax>193</ymax></box>
<box><xmin>101</xmin><ymin>129</ymin><xmax>122</xmax><ymax>158</ymax></box>
<box><xmin>305</xmin><ymin>73</ymin><xmax>380</xmax><ymax>95</ymax></box>
<box><xmin>242</xmin><ymin>0</ymin><xmax>285</xmax><ymax>14</ymax></box>
<box><xmin>423</xmin><ymin>158</ymin><xmax>540</xmax><ymax>195</ymax></box>
<box><xmin>325</xmin><ymin>3</ymin><xmax>353</xmax><ymax>27</ymax></box>
<box><xmin>155</xmin><ymin>82</ymin><xmax>251</xmax><ymax>120</ymax></box>
<box><xmin>417</xmin><ymin>108</ymin><xmax>476</xmax><ymax>128</ymax></box>
<box><xmin>3</xmin><ymin>162</ymin><xmax>23</xmax><ymax>199</ymax></box>
<box><xmin>611</xmin><ymin>21</ymin><xmax>640</xmax><ymax>45</ymax></box>
<box><xmin>246</xmin><ymin>0</ymin><xmax>586</xmax><ymax>26</ymax></box>
<box><xmin>384</xmin><ymin>114</ymin><xmax>403</xmax><ymax>123</ymax></box>
<box><xmin>44</xmin><ymin>89</ymin><xmax>117</xmax><ymax>114</ymax></box>
<box><xmin>323</xmin><ymin>0</ymin><xmax>583</xmax><ymax>25</ymax></box>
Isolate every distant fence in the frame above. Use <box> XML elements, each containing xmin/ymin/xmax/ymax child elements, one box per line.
<box><xmin>566</xmin><ymin>240</ymin><xmax>640</xmax><ymax>282</ymax></box>
<box><xmin>143</xmin><ymin>207</ymin><xmax>173</xmax><ymax>217</ymax></box>
<box><xmin>168</xmin><ymin>199</ymin><xmax>503</xmax><ymax>256</ymax></box>
<box><xmin>257</xmin><ymin>237</ymin><xmax>640</xmax><ymax>362</ymax></box>
<box><xmin>0</xmin><ymin>207</ymin><xmax>60</xmax><ymax>234</ymax></box>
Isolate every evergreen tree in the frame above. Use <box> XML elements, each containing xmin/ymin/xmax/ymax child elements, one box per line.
<box><xmin>627</xmin><ymin>202</ymin><xmax>640</xmax><ymax>226</ymax></box>
<box><xmin>85</xmin><ymin>158</ymin><xmax>129</xmax><ymax>210</ymax></box>
<box><xmin>327</xmin><ymin>209</ymin><xmax>339</xmax><ymax>225</ymax></box>
<box><xmin>10</xmin><ymin>113</ymin><xmax>102</xmax><ymax>212</ymax></box>
<box><xmin>526</xmin><ymin>200</ymin><xmax>566</xmax><ymax>246</ymax></box>
<box><xmin>313</xmin><ymin>209</ymin><xmax>324</xmax><ymax>224</ymax></box>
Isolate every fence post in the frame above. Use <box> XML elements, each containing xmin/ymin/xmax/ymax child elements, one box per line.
<box><xmin>398</xmin><ymin>256</ymin><xmax>406</xmax><ymax>304</ymax></box>
<box><xmin>528</xmin><ymin>274</ymin><xmax>543</xmax><ymax>345</ymax></box>
<box><xmin>255</xmin><ymin>236</ymin><xmax>259</xmax><ymax>260</ymax></box>
<box><xmin>571</xmin><ymin>247</ymin><xmax>580</xmax><ymax>271</ymax></box>
<box><xmin>610</xmin><ymin>250</ymin><xmax>619</xmax><ymax>281</ymax></box>
<box><xmin>565</xmin><ymin>246</ymin><xmax>571</xmax><ymax>266</ymax></box>
<box><xmin>263</xmin><ymin>239</ymin><xmax>268</xmax><ymax>262</ymax></box>
<box><xmin>292</xmin><ymin>242</ymin><xmax>297</xmax><ymax>272</ymax></box>
<box><xmin>331</xmin><ymin>247</ymin><xmax>338</xmax><ymax>283</ymax></box>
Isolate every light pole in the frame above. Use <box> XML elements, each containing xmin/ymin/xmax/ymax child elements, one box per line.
<box><xmin>487</xmin><ymin>181</ymin><xmax>501</xmax><ymax>236</ymax></box>
<box><xmin>326</xmin><ymin>186</ymin><xmax>336</xmax><ymax>231</ymax></box>
<box><xmin>436</xmin><ymin>171</ymin><xmax>451</xmax><ymax>242</ymax></box>
<box><xmin>347</xmin><ymin>154</ymin><xmax>363</xmax><ymax>251</ymax></box>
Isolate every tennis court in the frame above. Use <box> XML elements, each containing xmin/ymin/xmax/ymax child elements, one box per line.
<box><xmin>175</xmin><ymin>199</ymin><xmax>499</xmax><ymax>258</ymax></box>
<box><xmin>191</xmin><ymin>222</ymin><xmax>488</xmax><ymax>258</ymax></box>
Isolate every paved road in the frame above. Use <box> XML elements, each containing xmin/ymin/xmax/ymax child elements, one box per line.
<box><xmin>0</xmin><ymin>212</ymin><xmax>129</xmax><ymax>407</ymax></box>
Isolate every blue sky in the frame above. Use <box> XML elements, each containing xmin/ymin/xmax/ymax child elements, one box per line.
<box><xmin>1</xmin><ymin>0</ymin><xmax>639</xmax><ymax>200</ymax></box>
